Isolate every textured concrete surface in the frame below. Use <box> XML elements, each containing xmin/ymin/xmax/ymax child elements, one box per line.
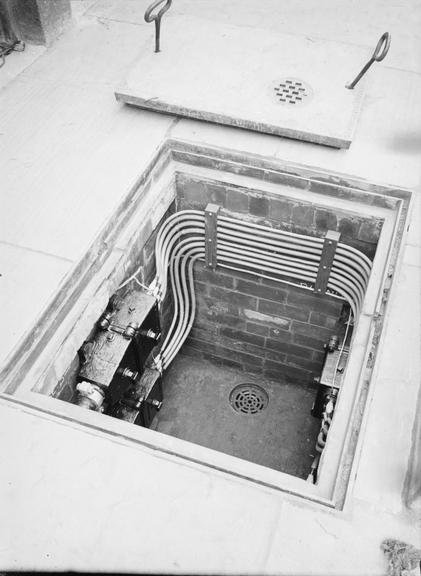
<box><xmin>158</xmin><ymin>356</ymin><xmax>320</xmax><ymax>478</ymax></box>
<box><xmin>0</xmin><ymin>42</ymin><xmax>45</xmax><ymax>91</ymax></box>
<box><xmin>0</xmin><ymin>0</ymin><xmax>420</xmax><ymax>573</ymax></box>
<box><xmin>0</xmin><ymin>244</ymin><xmax>72</xmax><ymax>367</ymax></box>
<box><xmin>90</xmin><ymin>0</ymin><xmax>421</xmax><ymax>74</ymax></box>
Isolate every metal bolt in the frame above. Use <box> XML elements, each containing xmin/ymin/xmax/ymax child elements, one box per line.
<box><xmin>317</xmin><ymin>288</ymin><xmax>322</xmax><ymax>292</ymax></box>
<box><xmin>323</xmin><ymin>265</ymin><xmax>327</xmax><ymax>270</ymax></box>
<box><xmin>121</xmin><ymin>368</ymin><xmax>139</xmax><ymax>381</ymax></box>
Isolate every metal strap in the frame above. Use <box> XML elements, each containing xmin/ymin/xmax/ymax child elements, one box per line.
<box><xmin>314</xmin><ymin>230</ymin><xmax>341</xmax><ymax>294</ymax></box>
<box><xmin>205</xmin><ymin>204</ymin><xmax>220</xmax><ymax>270</ymax></box>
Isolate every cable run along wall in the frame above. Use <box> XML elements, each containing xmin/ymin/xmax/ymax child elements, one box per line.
<box><xmin>146</xmin><ymin>209</ymin><xmax>372</xmax><ymax>373</ymax></box>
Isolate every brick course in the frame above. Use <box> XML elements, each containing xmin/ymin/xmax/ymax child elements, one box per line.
<box><xmin>176</xmin><ymin>173</ymin><xmax>382</xmax><ymax>259</ymax></box>
<box><xmin>175</xmin><ymin>174</ymin><xmax>356</xmax><ymax>383</ymax></box>
<box><xmin>182</xmin><ymin>262</ymin><xmax>344</xmax><ymax>384</ymax></box>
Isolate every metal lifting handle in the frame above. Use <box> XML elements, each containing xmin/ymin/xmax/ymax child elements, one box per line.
<box><xmin>144</xmin><ymin>0</ymin><xmax>172</xmax><ymax>53</ymax></box>
<box><xmin>346</xmin><ymin>32</ymin><xmax>391</xmax><ymax>89</ymax></box>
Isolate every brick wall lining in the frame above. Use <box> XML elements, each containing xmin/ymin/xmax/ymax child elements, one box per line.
<box><xmin>173</xmin><ymin>171</ymin><xmax>362</xmax><ymax>382</ymax></box>
<box><xmin>176</xmin><ymin>173</ymin><xmax>382</xmax><ymax>260</ymax></box>
<box><xmin>181</xmin><ymin>263</ymin><xmax>345</xmax><ymax>384</ymax></box>
<box><xmin>135</xmin><ymin>173</ymin><xmax>361</xmax><ymax>384</ymax></box>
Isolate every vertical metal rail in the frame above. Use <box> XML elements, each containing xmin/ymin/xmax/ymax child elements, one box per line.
<box><xmin>314</xmin><ymin>230</ymin><xmax>341</xmax><ymax>294</ymax></box>
<box><xmin>205</xmin><ymin>203</ymin><xmax>220</xmax><ymax>270</ymax></box>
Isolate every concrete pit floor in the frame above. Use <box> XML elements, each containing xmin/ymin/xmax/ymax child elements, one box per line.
<box><xmin>156</xmin><ymin>355</ymin><xmax>321</xmax><ymax>479</ymax></box>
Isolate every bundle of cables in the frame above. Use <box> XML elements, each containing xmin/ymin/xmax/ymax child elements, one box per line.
<box><xmin>121</xmin><ymin>209</ymin><xmax>372</xmax><ymax>373</ymax></box>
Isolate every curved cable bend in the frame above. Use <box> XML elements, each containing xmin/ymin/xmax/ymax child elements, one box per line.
<box><xmin>149</xmin><ymin>209</ymin><xmax>371</xmax><ymax>370</ymax></box>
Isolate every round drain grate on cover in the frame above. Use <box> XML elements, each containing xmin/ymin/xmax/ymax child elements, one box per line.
<box><xmin>229</xmin><ymin>383</ymin><xmax>269</xmax><ymax>415</ymax></box>
<box><xmin>273</xmin><ymin>78</ymin><xmax>312</xmax><ymax>105</ymax></box>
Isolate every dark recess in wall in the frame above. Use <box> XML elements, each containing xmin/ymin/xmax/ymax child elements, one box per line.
<box><xmin>5</xmin><ymin>0</ymin><xmax>70</xmax><ymax>45</ymax></box>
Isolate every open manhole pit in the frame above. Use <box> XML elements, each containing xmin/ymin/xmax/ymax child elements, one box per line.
<box><xmin>4</xmin><ymin>142</ymin><xmax>408</xmax><ymax>501</ymax></box>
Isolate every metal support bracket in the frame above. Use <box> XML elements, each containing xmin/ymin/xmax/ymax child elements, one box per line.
<box><xmin>205</xmin><ymin>203</ymin><xmax>220</xmax><ymax>270</ymax></box>
<box><xmin>314</xmin><ymin>230</ymin><xmax>341</xmax><ymax>294</ymax></box>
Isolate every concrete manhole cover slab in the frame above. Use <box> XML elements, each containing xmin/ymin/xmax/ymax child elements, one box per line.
<box><xmin>115</xmin><ymin>16</ymin><xmax>369</xmax><ymax>148</ymax></box>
